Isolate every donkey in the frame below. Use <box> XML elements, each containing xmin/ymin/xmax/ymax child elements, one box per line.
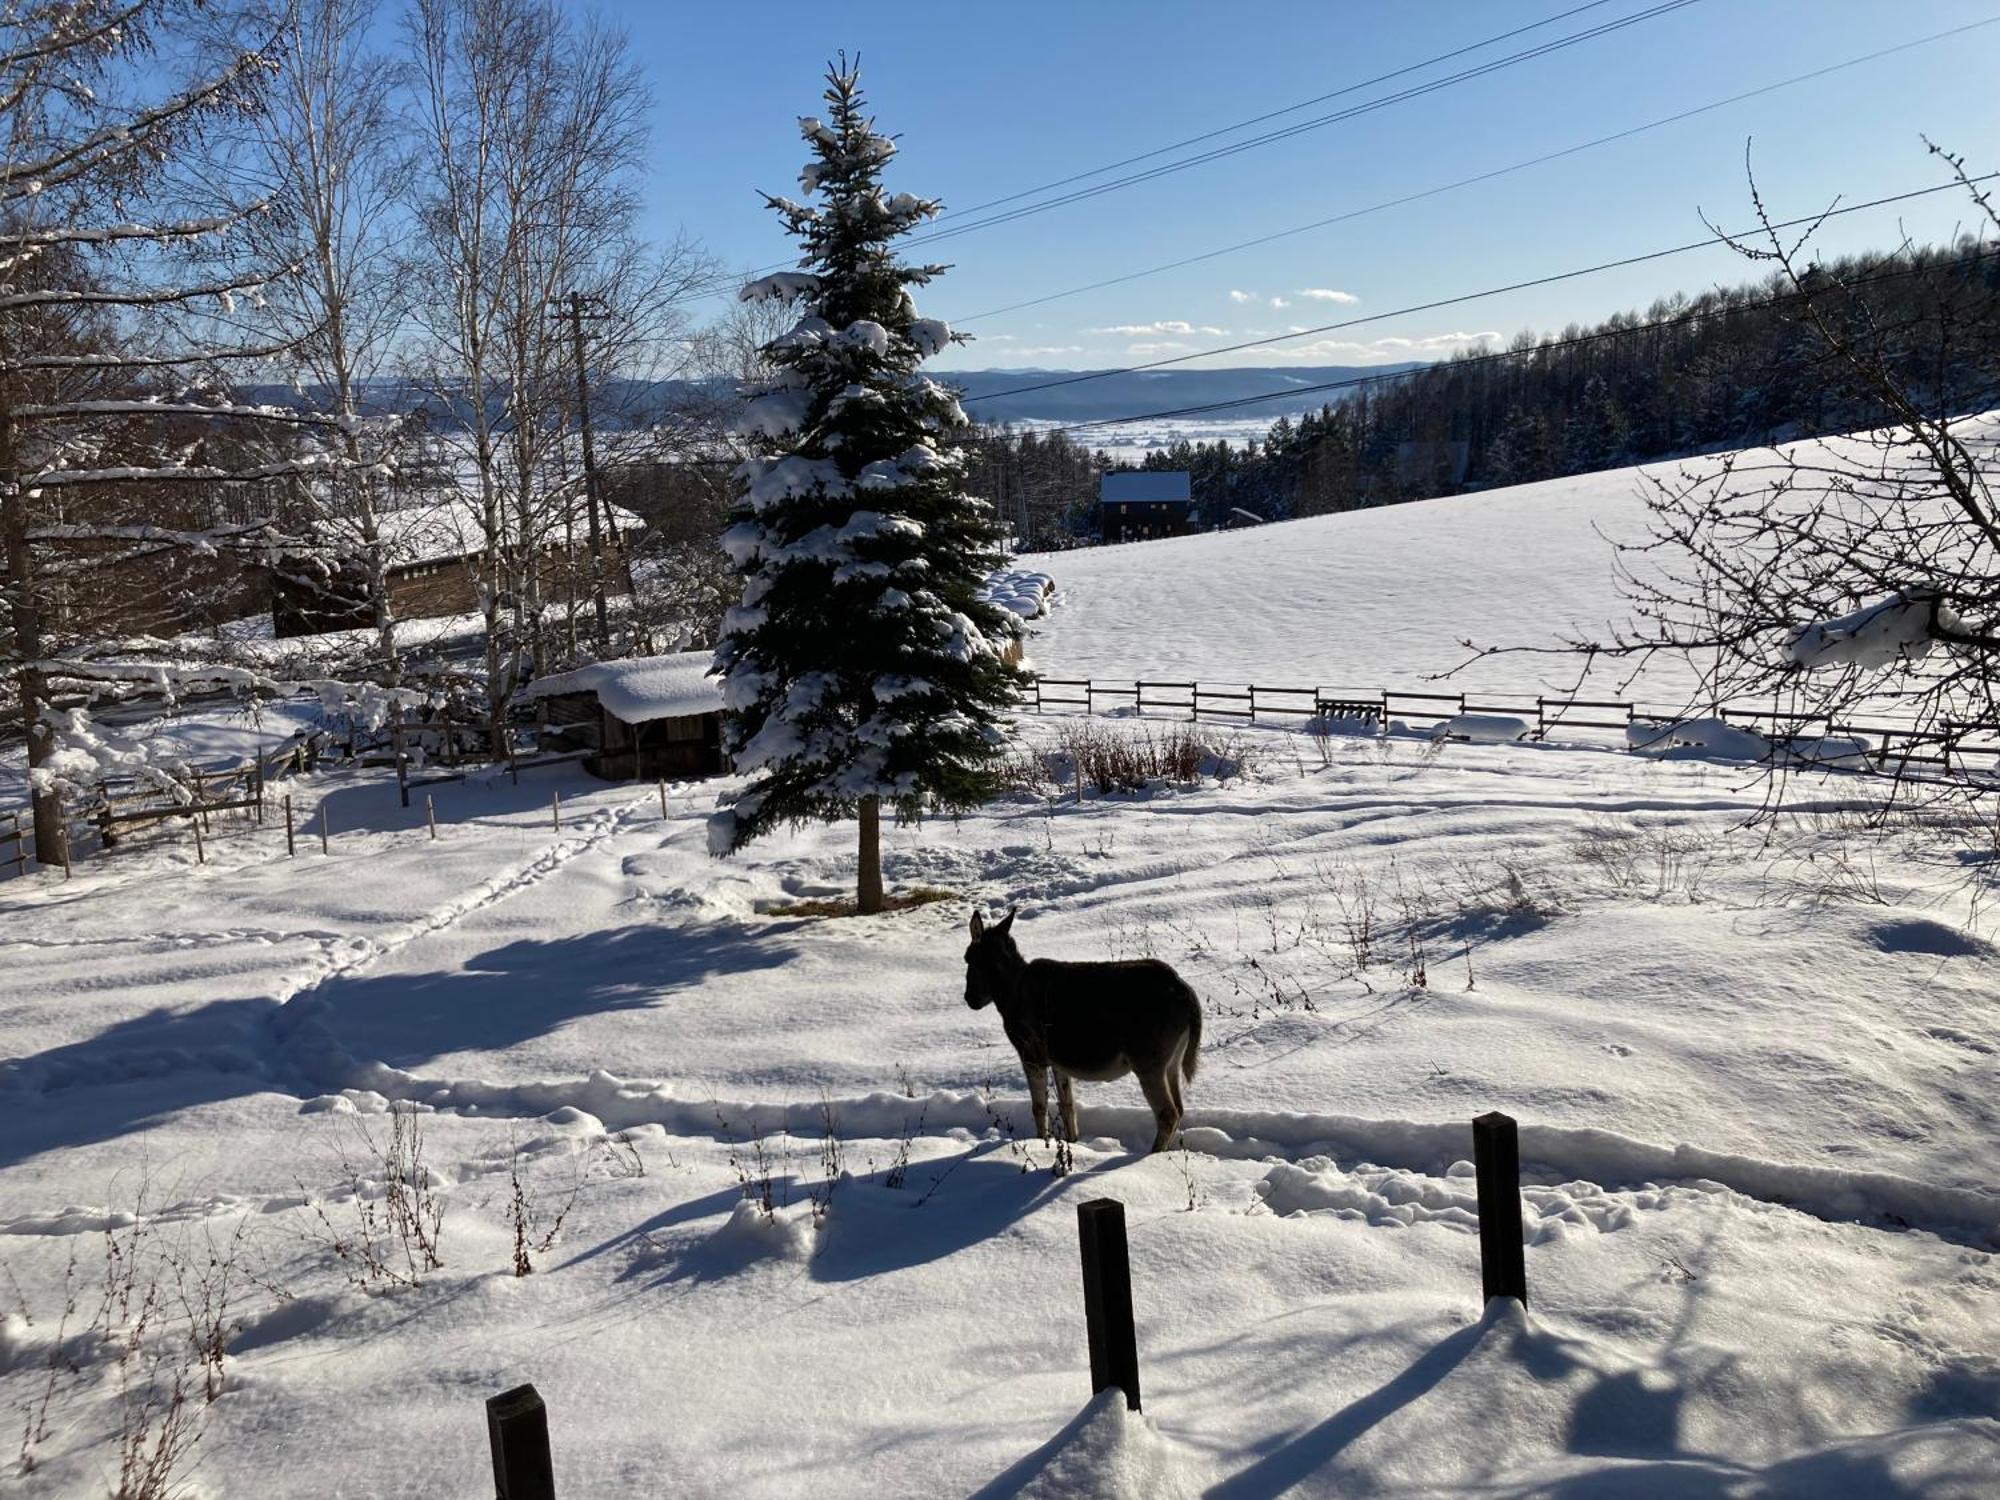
<box><xmin>963</xmin><ymin>908</ymin><xmax>1202</xmax><ymax>1153</ymax></box>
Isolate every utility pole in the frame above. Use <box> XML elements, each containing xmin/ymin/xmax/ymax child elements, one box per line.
<box><xmin>555</xmin><ymin>291</ymin><xmax>611</xmax><ymax>657</ymax></box>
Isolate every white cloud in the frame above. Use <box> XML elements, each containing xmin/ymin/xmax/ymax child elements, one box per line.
<box><xmin>1296</xmin><ymin>288</ymin><xmax>1359</xmax><ymax>304</ymax></box>
<box><xmin>1088</xmin><ymin>319</ymin><xmax>1226</xmax><ymax>337</ymax></box>
<box><xmin>1127</xmin><ymin>340</ymin><xmax>1192</xmax><ymax>355</ymax></box>
<box><xmin>1268</xmin><ymin>297</ymin><xmax>1290</xmax><ymax>309</ymax></box>
<box><xmin>1227</xmin><ymin>289</ymin><xmax>1256</xmax><ymax>304</ymax></box>
<box><xmin>1266</xmin><ymin>330</ymin><xmax>1503</xmax><ymax>362</ymax></box>
<box><xmin>1010</xmin><ymin>344</ymin><xmax>1084</xmax><ymax>357</ymax></box>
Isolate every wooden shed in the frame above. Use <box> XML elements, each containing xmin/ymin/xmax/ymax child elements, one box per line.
<box><xmin>521</xmin><ymin>652</ymin><xmax>726</xmax><ymax>781</ymax></box>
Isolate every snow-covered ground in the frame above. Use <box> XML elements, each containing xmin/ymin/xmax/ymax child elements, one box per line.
<box><xmin>3</xmin><ymin>430</ymin><xmax>1998</xmax><ymax>1496</ymax></box>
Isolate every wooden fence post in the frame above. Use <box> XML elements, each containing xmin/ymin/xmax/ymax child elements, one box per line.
<box><xmin>1473</xmin><ymin>1111</ymin><xmax>1527</xmax><ymax>1305</ymax></box>
<box><xmin>426</xmin><ymin>794</ymin><xmax>437</xmax><ymax>841</ymax></box>
<box><xmin>486</xmin><ymin>1384</ymin><xmax>556</xmax><ymax>1500</ymax></box>
<box><xmin>58</xmin><ymin>819</ymin><xmax>71</xmax><ymax>880</ymax></box>
<box><xmin>192</xmin><ymin>811</ymin><xmax>206</xmax><ymax>865</ymax></box>
<box><xmin>319</xmin><ymin>804</ymin><xmax>330</xmax><ymax>856</ymax></box>
<box><xmin>1076</xmin><ymin>1198</ymin><xmax>1141</xmax><ymax>1411</ymax></box>
<box><xmin>552</xmin><ymin>791</ymin><xmax>561</xmax><ymax>833</ymax></box>
<box><xmin>284</xmin><ymin>796</ymin><xmax>295</xmax><ymax>858</ymax></box>
<box><xmin>657</xmin><ymin>780</ymin><xmax>667</xmax><ymax>818</ymax></box>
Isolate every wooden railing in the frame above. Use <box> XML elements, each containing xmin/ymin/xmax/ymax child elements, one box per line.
<box><xmin>1025</xmin><ymin>675</ymin><xmax>2000</xmax><ymax>774</ymax></box>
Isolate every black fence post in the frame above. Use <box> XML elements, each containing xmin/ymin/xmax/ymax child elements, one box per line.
<box><xmin>1473</xmin><ymin>1111</ymin><xmax>1527</xmax><ymax>1305</ymax></box>
<box><xmin>487</xmin><ymin>1383</ymin><xmax>556</xmax><ymax>1500</ymax></box>
<box><xmin>1077</xmin><ymin>1198</ymin><xmax>1141</xmax><ymax>1411</ymax></box>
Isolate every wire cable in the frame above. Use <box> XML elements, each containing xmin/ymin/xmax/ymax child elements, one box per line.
<box><xmin>659</xmin><ymin>0</ymin><xmax>1701</xmax><ymax>308</ymax></box>
<box><xmin>947</xmin><ymin>15</ymin><xmax>2000</xmax><ymax>326</ymax></box>
<box><xmin>962</xmin><ymin>173</ymin><xmax>2000</xmax><ymax>407</ymax></box>
<box><xmin>1035</xmin><ymin>245</ymin><xmax>2000</xmax><ymax>437</ymax></box>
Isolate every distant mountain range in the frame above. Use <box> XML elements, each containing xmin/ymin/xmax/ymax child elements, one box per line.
<box><xmin>247</xmin><ymin>363</ymin><xmax>1423</xmax><ymax>432</ymax></box>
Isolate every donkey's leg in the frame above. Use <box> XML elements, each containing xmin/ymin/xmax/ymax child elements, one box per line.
<box><xmin>1137</xmin><ymin>1066</ymin><xmax>1182</xmax><ymax>1153</ymax></box>
<box><xmin>1024</xmin><ymin>1062</ymin><xmax>1050</xmax><ymax>1141</ymax></box>
<box><xmin>1165</xmin><ymin>1041</ymin><xmax>1187</xmax><ymax>1123</ymax></box>
<box><xmin>1055</xmin><ymin>1071</ymin><xmax>1079</xmax><ymax>1143</ymax></box>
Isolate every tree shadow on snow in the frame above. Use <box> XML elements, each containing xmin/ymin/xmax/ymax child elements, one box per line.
<box><xmin>301</xmin><ymin>922</ymin><xmax>791</xmax><ymax>1073</ymax></box>
<box><xmin>0</xmin><ymin>921</ymin><xmax>790</xmax><ymax>1170</ymax></box>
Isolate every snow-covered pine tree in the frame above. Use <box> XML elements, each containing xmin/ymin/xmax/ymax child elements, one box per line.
<box><xmin>711</xmin><ymin>61</ymin><xmax>1027</xmax><ymax>914</ymax></box>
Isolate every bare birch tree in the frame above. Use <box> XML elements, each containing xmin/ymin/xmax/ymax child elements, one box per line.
<box><xmin>405</xmin><ymin>0</ymin><xmax>685</xmax><ymax>751</ymax></box>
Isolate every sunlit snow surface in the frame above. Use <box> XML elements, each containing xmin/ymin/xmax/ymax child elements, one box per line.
<box><xmin>2</xmin><ymin>423</ymin><xmax>1998</xmax><ymax>1496</ymax></box>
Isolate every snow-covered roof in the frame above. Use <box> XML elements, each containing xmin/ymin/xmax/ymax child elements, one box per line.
<box><xmin>1100</xmin><ymin>471</ymin><xmax>1191</xmax><ymax>504</ymax></box>
<box><xmin>521</xmin><ymin>651</ymin><xmax>723</xmax><ymax>724</ymax></box>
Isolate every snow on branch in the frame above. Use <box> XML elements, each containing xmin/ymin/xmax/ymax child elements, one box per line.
<box><xmin>2</xmin><ymin>325</ymin><xmax>311</xmax><ymax>373</ymax></box>
<box><xmin>25</xmin><ymin>519</ymin><xmax>305</xmax><ymax>556</ymax></box>
<box><xmin>0</xmin><ymin>210</ymin><xmax>245</xmax><ymax>256</ymax></box>
<box><xmin>1</xmin><ymin>48</ymin><xmax>266</xmax><ymax>203</ymax></box>
<box><xmin>740</xmin><ymin>271</ymin><xmax>821</xmax><ymax>304</ymax></box>
<box><xmin>13</xmin><ymin>398</ymin><xmax>347</xmax><ymax>428</ymax></box>
<box><xmin>0</xmin><ymin>258</ymin><xmax>291</xmax><ymax>313</ymax></box>
<box><xmin>27</xmin><ymin>451</ymin><xmax>351</xmax><ymax>490</ymax></box>
<box><xmin>1785</xmin><ymin>590</ymin><xmax>1965</xmax><ymax>670</ymax></box>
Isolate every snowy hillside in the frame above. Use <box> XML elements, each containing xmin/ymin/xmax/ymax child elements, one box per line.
<box><xmin>1024</xmin><ymin>417</ymin><xmax>2000</xmax><ymax>707</ymax></box>
<box><xmin>2</xmin><ymin>428</ymin><xmax>1998</xmax><ymax>1497</ymax></box>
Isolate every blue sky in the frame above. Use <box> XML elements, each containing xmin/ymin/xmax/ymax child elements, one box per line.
<box><xmin>619</xmin><ymin>1</ymin><xmax>2000</xmax><ymax>370</ymax></box>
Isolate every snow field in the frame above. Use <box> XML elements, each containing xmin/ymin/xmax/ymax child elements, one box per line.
<box><xmin>2</xmin><ymin>702</ymin><xmax>1996</xmax><ymax>1494</ymax></box>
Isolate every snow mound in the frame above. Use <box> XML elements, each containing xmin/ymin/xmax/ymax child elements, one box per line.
<box><xmin>1434</xmin><ymin>713</ymin><xmax>1531</xmax><ymax>744</ymax></box>
<box><xmin>981</xmin><ymin>566</ymin><xmax>1055</xmax><ymax>623</ymax></box>
<box><xmin>1627</xmin><ymin>716</ymin><xmax>1769</xmax><ymax>761</ymax></box>
<box><xmin>1257</xmin><ymin>1157</ymin><xmax>1652</xmax><ymax>1240</ymax></box>
<box><xmin>991</xmin><ymin>1389</ymin><xmax>1203</xmax><ymax>1499</ymax></box>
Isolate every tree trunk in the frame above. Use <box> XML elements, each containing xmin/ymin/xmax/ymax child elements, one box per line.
<box><xmin>0</xmin><ymin>408</ymin><xmax>60</xmax><ymax>866</ymax></box>
<box><xmin>857</xmin><ymin>795</ymin><xmax>884</xmax><ymax>914</ymax></box>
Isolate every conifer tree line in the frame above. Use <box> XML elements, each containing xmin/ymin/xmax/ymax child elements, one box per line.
<box><xmin>1134</xmin><ymin>237</ymin><xmax>2000</xmax><ymax>522</ymax></box>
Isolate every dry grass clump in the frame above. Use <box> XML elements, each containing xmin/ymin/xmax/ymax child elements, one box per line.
<box><xmin>767</xmin><ymin>886</ymin><xmax>957</xmax><ymax>919</ymax></box>
<box><xmin>1000</xmin><ymin>721</ymin><xmax>1256</xmax><ymax>798</ymax></box>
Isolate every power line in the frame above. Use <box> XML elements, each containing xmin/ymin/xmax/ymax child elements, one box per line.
<box><xmin>1033</xmin><ymin>245</ymin><xmax>2000</xmax><ymax>439</ymax></box>
<box><xmin>905</xmin><ymin>0</ymin><xmax>1706</xmax><ymax>251</ymax></box>
<box><xmin>660</xmin><ymin>0</ymin><xmax>1701</xmax><ymax>309</ymax></box>
<box><xmin>928</xmin><ymin>0</ymin><xmax>1627</xmax><ymax>226</ymax></box>
<box><xmin>947</xmin><ymin>15</ymin><xmax>2000</xmax><ymax>326</ymax></box>
<box><xmin>961</xmin><ymin>173</ymin><xmax>2000</xmax><ymax>408</ymax></box>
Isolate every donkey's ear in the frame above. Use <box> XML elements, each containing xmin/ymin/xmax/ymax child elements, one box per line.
<box><xmin>996</xmin><ymin>907</ymin><xmax>1018</xmax><ymax>936</ymax></box>
<box><xmin>969</xmin><ymin>910</ymin><xmax>986</xmax><ymax>940</ymax></box>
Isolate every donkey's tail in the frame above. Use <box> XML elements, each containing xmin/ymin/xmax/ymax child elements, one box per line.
<box><xmin>1182</xmin><ymin>998</ymin><xmax>1203</xmax><ymax>1082</ymax></box>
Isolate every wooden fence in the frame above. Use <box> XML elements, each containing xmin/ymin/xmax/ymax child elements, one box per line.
<box><xmin>1025</xmin><ymin>676</ymin><xmax>2000</xmax><ymax>776</ymax></box>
